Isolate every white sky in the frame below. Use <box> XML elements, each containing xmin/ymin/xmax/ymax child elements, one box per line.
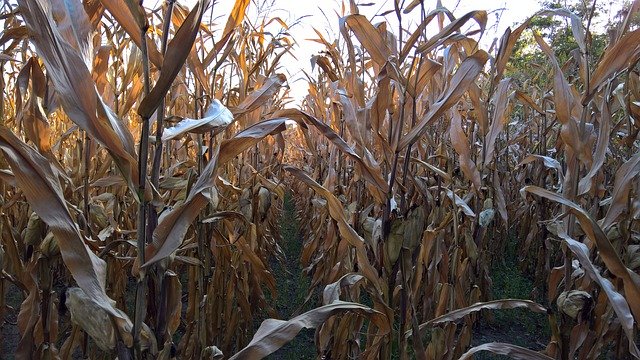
<box><xmin>171</xmin><ymin>0</ymin><xmax>624</xmax><ymax>102</ymax></box>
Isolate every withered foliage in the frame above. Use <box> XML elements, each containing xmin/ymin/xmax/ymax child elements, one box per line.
<box><xmin>0</xmin><ymin>0</ymin><xmax>637</xmax><ymax>359</ymax></box>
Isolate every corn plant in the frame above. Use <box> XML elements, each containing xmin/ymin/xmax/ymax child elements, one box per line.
<box><xmin>0</xmin><ymin>0</ymin><xmax>637</xmax><ymax>359</ymax></box>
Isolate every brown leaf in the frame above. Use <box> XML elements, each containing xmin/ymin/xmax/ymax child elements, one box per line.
<box><xmin>232</xmin><ymin>74</ymin><xmax>286</xmax><ymax>116</ymax></box>
<box><xmin>217</xmin><ymin>118</ymin><xmax>289</xmax><ymax>165</ymax></box>
<box><xmin>229</xmin><ymin>301</ymin><xmax>389</xmax><ymax>360</ymax></box>
<box><xmin>469</xmin><ymin>83</ymin><xmax>489</xmax><ymax>135</ymax></box>
<box><xmin>50</xmin><ymin>0</ymin><xmax>93</xmax><ymax>53</ymax></box>
<box><xmin>399</xmin><ymin>9</ymin><xmax>441</xmax><ymax>61</ymax></box>
<box><xmin>416</xmin><ymin>11</ymin><xmax>487</xmax><ymax>54</ymax></box>
<box><xmin>449</xmin><ymin>110</ymin><xmax>482</xmax><ymax>192</ymax></box>
<box><xmin>493</xmin><ymin>169</ymin><xmax>509</xmax><ymax>224</ymax></box>
<box><xmin>556</xmin><ymin>230</ymin><xmax>640</xmax><ymax>358</ymax></box>
<box><xmin>518</xmin><ymin>155</ymin><xmax>564</xmax><ymax>185</ymax></box>
<box><xmin>483</xmin><ymin>78</ymin><xmax>512</xmax><ymax>166</ymax></box>
<box><xmin>138</xmin><ymin>0</ymin><xmax>209</xmax><ymax>118</ymax></box>
<box><xmin>460</xmin><ymin>342</ymin><xmax>554</xmax><ymax>360</ymax></box>
<box><xmin>601</xmin><ymin>151</ymin><xmax>640</xmax><ymax>230</ymax></box>
<box><xmin>585</xmin><ymin>28</ymin><xmax>640</xmax><ymax>103</ymax></box>
<box><xmin>98</xmin><ymin>0</ymin><xmax>163</xmax><ymax>67</ymax></box>
<box><xmin>19</xmin><ymin>58</ymin><xmax>52</xmax><ymax>154</ymax></box>
<box><xmin>578</xmin><ymin>99</ymin><xmax>611</xmax><ymax>195</ymax></box>
<box><xmin>399</xmin><ymin>50</ymin><xmax>488</xmax><ymax>150</ymax></box>
<box><xmin>514</xmin><ymin>91</ymin><xmax>545</xmax><ymax>115</ymax></box>
<box><xmin>539</xmin><ymin>9</ymin><xmax>586</xmax><ymax>54</ymax></box>
<box><xmin>211</xmin><ymin>0</ymin><xmax>249</xmax><ymax>55</ymax></box>
<box><xmin>275</xmin><ymin>109</ymin><xmax>389</xmax><ymax>195</ymax></box>
<box><xmin>445</xmin><ymin>188</ymin><xmax>476</xmax><ymax>218</ymax></box>
<box><xmin>411</xmin><ymin>157</ymin><xmax>451</xmax><ymax>182</ymax></box>
<box><xmin>523</xmin><ymin>185</ymin><xmax>640</xmax><ymax>323</ymax></box>
<box><xmin>0</xmin><ymin>169</ymin><xmax>16</xmax><ymax>186</ymax></box>
<box><xmin>323</xmin><ymin>274</ymin><xmax>364</xmax><ymax>304</ymax></box>
<box><xmin>0</xmin><ymin>127</ymin><xmax>123</xmax><ymax>320</ymax></box>
<box><xmin>615</xmin><ymin>0</ymin><xmax>640</xmax><ymax>41</ymax></box>
<box><xmin>341</xmin><ymin>14</ymin><xmax>391</xmax><ymax>66</ymax></box>
<box><xmin>284</xmin><ymin>165</ymin><xmax>382</xmax><ymax>293</ymax></box>
<box><xmin>493</xmin><ymin>19</ymin><xmax>532</xmax><ymax>86</ymax></box>
<box><xmin>408</xmin><ymin>299</ymin><xmax>546</xmax><ymax>339</ymax></box>
<box><xmin>15</xmin><ymin>260</ymin><xmax>38</xmax><ymax>360</ymax></box>
<box><xmin>534</xmin><ymin>32</ymin><xmax>583</xmax><ymax>156</ymax></box>
<box><xmin>67</xmin><ymin>286</ymin><xmax>156</xmax><ymax>352</ymax></box>
<box><xmin>18</xmin><ymin>0</ymin><xmax>141</xmax><ymax>195</ymax></box>
<box><xmin>143</xmin><ymin>119</ymin><xmax>288</xmax><ymax>267</ymax></box>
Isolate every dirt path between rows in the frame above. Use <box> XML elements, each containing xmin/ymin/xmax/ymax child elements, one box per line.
<box><xmin>266</xmin><ymin>192</ymin><xmax>316</xmax><ymax>360</ymax></box>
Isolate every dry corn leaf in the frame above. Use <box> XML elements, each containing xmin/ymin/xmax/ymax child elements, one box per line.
<box><xmin>556</xmin><ymin>230</ymin><xmax>640</xmax><ymax>358</ymax></box>
<box><xmin>18</xmin><ymin>0</ymin><xmax>141</xmax><ymax>195</ymax></box>
<box><xmin>483</xmin><ymin>78</ymin><xmax>512</xmax><ymax>166</ymax></box>
<box><xmin>445</xmin><ymin>188</ymin><xmax>476</xmax><ymax>217</ymax></box>
<box><xmin>275</xmin><ymin>109</ymin><xmax>389</xmax><ymax>194</ymax></box>
<box><xmin>0</xmin><ymin>127</ymin><xmax>124</xmax><ymax>320</ymax></box>
<box><xmin>15</xmin><ymin>259</ymin><xmax>38</xmax><ymax>359</ymax></box>
<box><xmin>493</xmin><ymin>19</ymin><xmax>532</xmax><ymax>86</ymax></box>
<box><xmin>144</xmin><ymin>119</ymin><xmax>288</xmax><ymax>267</ymax></box>
<box><xmin>399</xmin><ymin>50</ymin><xmax>488</xmax><ymax>150</ymax></box>
<box><xmin>519</xmin><ymin>155</ymin><xmax>564</xmax><ymax>186</ymax></box>
<box><xmin>201</xmin><ymin>346</ymin><xmax>224</xmax><ymax>359</ymax></box>
<box><xmin>416</xmin><ymin>10</ymin><xmax>487</xmax><ymax>54</ymax></box>
<box><xmin>407</xmin><ymin>299</ymin><xmax>546</xmax><ymax>339</ymax></box>
<box><xmin>449</xmin><ymin>110</ymin><xmax>482</xmax><ymax>192</ymax></box>
<box><xmin>534</xmin><ymin>32</ymin><xmax>581</xmax><ymax>147</ymax></box>
<box><xmin>492</xmin><ymin>170</ymin><xmax>508</xmax><ymax>223</ymax></box>
<box><xmin>514</xmin><ymin>90</ymin><xmax>545</xmax><ymax>114</ymax></box>
<box><xmin>66</xmin><ymin>287</ymin><xmax>154</xmax><ymax>351</ymax></box>
<box><xmin>138</xmin><ymin>0</ymin><xmax>209</xmax><ymax>118</ymax></box>
<box><xmin>19</xmin><ymin>58</ymin><xmax>52</xmax><ymax>155</ymax></box>
<box><xmin>460</xmin><ymin>342</ymin><xmax>554</xmax><ymax>360</ymax></box>
<box><xmin>585</xmin><ymin>28</ymin><xmax>640</xmax><ymax>103</ymax></box>
<box><xmin>210</xmin><ymin>0</ymin><xmax>249</xmax><ymax>55</ymax></box>
<box><xmin>49</xmin><ymin>0</ymin><xmax>93</xmax><ymax>55</ymax></box>
<box><xmin>539</xmin><ymin>9</ymin><xmax>586</xmax><ymax>54</ymax></box>
<box><xmin>229</xmin><ymin>301</ymin><xmax>388</xmax><ymax>360</ymax></box>
<box><xmin>578</xmin><ymin>99</ymin><xmax>611</xmax><ymax>195</ymax></box>
<box><xmin>601</xmin><ymin>151</ymin><xmax>640</xmax><ymax>230</ymax></box>
<box><xmin>524</xmin><ymin>185</ymin><xmax>640</xmax><ymax>324</ymax></box>
<box><xmin>322</xmin><ymin>274</ymin><xmax>364</xmax><ymax>304</ymax></box>
<box><xmin>98</xmin><ymin>0</ymin><xmax>163</xmax><ymax>67</ymax></box>
<box><xmin>232</xmin><ymin>74</ymin><xmax>287</xmax><ymax>116</ymax></box>
<box><xmin>341</xmin><ymin>14</ymin><xmax>391</xmax><ymax>66</ymax></box>
<box><xmin>284</xmin><ymin>165</ymin><xmax>382</xmax><ymax>292</ymax></box>
<box><xmin>399</xmin><ymin>9</ymin><xmax>442</xmax><ymax>60</ymax></box>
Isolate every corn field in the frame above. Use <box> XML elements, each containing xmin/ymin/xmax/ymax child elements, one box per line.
<box><xmin>0</xmin><ymin>0</ymin><xmax>638</xmax><ymax>358</ymax></box>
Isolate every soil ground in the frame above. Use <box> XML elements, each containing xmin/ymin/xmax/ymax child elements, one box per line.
<box><xmin>265</xmin><ymin>191</ymin><xmax>316</xmax><ymax>359</ymax></box>
<box><xmin>470</xmin><ymin>257</ymin><xmax>550</xmax><ymax>359</ymax></box>
<box><xmin>1</xmin><ymin>282</ymin><xmax>22</xmax><ymax>359</ymax></box>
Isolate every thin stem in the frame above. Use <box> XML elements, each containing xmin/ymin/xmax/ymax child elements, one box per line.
<box><xmin>83</xmin><ymin>133</ymin><xmax>92</xmax><ymax>238</ymax></box>
<box><xmin>150</xmin><ymin>0</ymin><xmax>175</xmax><ymax>188</ymax></box>
<box><xmin>133</xmin><ymin>20</ymin><xmax>151</xmax><ymax>359</ymax></box>
<box><xmin>150</xmin><ymin>1</ymin><xmax>175</xmax><ymax>345</ymax></box>
<box><xmin>400</xmin><ymin>54</ymin><xmax>424</xmax><ymax>214</ymax></box>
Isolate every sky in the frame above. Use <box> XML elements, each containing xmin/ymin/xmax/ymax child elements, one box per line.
<box><xmin>171</xmin><ymin>0</ymin><xmax>623</xmax><ymax>101</ymax></box>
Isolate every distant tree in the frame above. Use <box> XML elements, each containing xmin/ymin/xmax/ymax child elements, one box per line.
<box><xmin>505</xmin><ymin>0</ymin><xmax>618</xmax><ymax>89</ymax></box>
